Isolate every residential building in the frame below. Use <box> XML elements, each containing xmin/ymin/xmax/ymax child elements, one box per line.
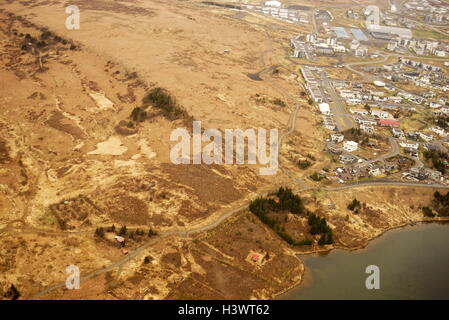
<box><xmin>331</xmin><ymin>133</ymin><xmax>344</xmax><ymax>143</ymax></box>
<box><xmin>399</xmin><ymin>141</ymin><xmax>419</xmax><ymax>150</ymax></box>
<box><xmin>343</xmin><ymin>140</ymin><xmax>358</xmax><ymax>152</ymax></box>
<box><xmin>392</xmin><ymin>128</ymin><xmax>405</xmax><ymax>139</ymax></box>
<box><xmin>419</xmin><ymin>132</ymin><xmax>434</xmax><ymax>142</ymax></box>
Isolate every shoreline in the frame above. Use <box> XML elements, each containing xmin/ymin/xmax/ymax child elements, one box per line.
<box><xmin>274</xmin><ymin>217</ymin><xmax>449</xmax><ymax>299</ymax></box>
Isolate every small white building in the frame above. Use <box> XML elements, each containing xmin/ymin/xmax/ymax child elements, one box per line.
<box><xmin>374</xmin><ymin>80</ymin><xmax>386</xmax><ymax>87</ymax></box>
<box><xmin>361</xmin><ymin>124</ymin><xmax>375</xmax><ymax>135</ymax></box>
<box><xmin>319</xmin><ymin>103</ymin><xmax>331</xmax><ymax>115</ymax></box>
<box><xmin>347</xmin><ymin>98</ymin><xmax>362</xmax><ymax>105</ymax></box>
<box><xmin>331</xmin><ymin>133</ymin><xmax>344</xmax><ymax>143</ymax></box>
<box><xmin>350</xmin><ymin>40</ymin><xmax>360</xmax><ymax>50</ymax></box>
<box><xmin>440</xmin><ymin>107</ymin><xmax>449</xmax><ymax>115</ymax></box>
<box><xmin>355</xmin><ymin>46</ymin><xmax>368</xmax><ymax>57</ymax></box>
<box><xmin>392</xmin><ymin>128</ymin><xmax>405</xmax><ymax>139</ymax></box>
<box><xmin>371</xmin><ymin>110</ymin><xmax>391</xmax><ymax>119</ymax></box>
<box><xmin>399</xmin><ymin>141</ymin><xmax>419</xmax><ymax>150</ymax></box>
<box><xmin>430</xmin><ymin>102</ymin><xmax>443</xmax><ymax>109</ymax></box>
<box><xmin>350</xmin><ymin>108</ymin><xmax>369</xmax><ymax>116</ymax></box>
<box><xmin>430</xmin><ymin>126</ymin><xmax>446</xmax><ymax>137</ymax></box>
<box><xmin>115</xmin><ymin>235</ymin><xmax>125</xmax><ymax>243</ymax></box>
<box><xmin>419</xmin><ymin>132</ymin><xmax>434</xmax><ymax>142</ymax></box>
<box><xmin>343</xmin><ymin>141</ymin><xmax>359</xmax><ymax>152</ymax></box>
<box><xmin>265</xmin><ymin>0</ymin><xmax>282</xmax><ymax>7</ymax></box>
<box><xmin>369</xmin><ymin>167</ymin><xmax>383</xmax><ymax>176</ymax></box>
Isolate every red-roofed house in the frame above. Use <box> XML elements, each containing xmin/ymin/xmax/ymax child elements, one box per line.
<box><xmin>377</xmin><ymin>119</ymin><xmax>400</xmax><ymax>127</ymax></box>
<box><xmin>247</xmin><ymin>252</ymin><xmax>266</xmax><ymax>265</ymax></box>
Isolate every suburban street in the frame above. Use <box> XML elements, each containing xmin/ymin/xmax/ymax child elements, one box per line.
<box><xmin>322</xmin><ymin>78</ymin><xmax>356</xmax><ymax>132</ymax></box>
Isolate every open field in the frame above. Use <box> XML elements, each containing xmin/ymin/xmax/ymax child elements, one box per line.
<box><xmin>0</xmin><ymin>0</ymin><xmax>328</xmax><ymax>299</ymax></box>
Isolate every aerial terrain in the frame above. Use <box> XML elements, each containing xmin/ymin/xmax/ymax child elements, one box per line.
<box><xmin>0</xmin><ymin>0</ymin><xmax>448</xmax><ymax>300</ymax></box>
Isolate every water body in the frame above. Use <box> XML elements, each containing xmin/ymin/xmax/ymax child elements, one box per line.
<box><xmin>281</xmin><ymin>223</ymin><xmax>449</xmax><ymax>300</ymax></box>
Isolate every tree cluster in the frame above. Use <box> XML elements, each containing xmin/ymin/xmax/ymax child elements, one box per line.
<box><xmin>298</xmin><ymin>159</ymin><xmax>312</xmax><ymax>169</ymax></box>
<box><xmin>272</xmin><ymin>98</ymin><xmax>286</xmax><ymax>107</ymax></box>
<box><xmin>95</xmin><ymin>227</ymin><xmax>105</xmax><ymax>238</ymax></box>
<box><xmin>347</xmin><ymin>198</ymin><xmax>362</xmax><ymax>213</ymax></box>
<box><xmin>308</xmin><ymin>213</ymin><xmax>333</xmax><ymax>246</ymax></box>
<box><xmin>432</xmin><ymin>191</ymin><xmax>449</xmax><ymax>217</ymax></box>
<box><xmin>423</xmin><ymin>150</ymin><xmax>448</xmax><ymax>174</ymax></box>
<box><xmin>309</xmin><ymin>172</ymin><xmax>325</xmax><ymax>182</ymax></box>
<box><xmin>422</xmin><ymin>206</ymin><xmax>436</xmax><ymax>217</ymax></box>
<box><xmin>275</xmin><ymin>187</ymin><xmax>305</xmax><ymax>215</ymax></box>
<box><xmin>248</xmin><ymin>187</ymin><xmax>310</xmax><ymax>246</ymax></box>
<box><xmin>343</xmin><ymin>128</ymin><xmax>387</xmax><ymax>144</ymax></box>
<box><xmin>142</xmin><ymin>87</ymin><xmax>188</xmax><ymax>120</ymax></box>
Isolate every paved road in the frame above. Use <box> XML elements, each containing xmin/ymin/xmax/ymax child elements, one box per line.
<box><xmin>360</xmin><ymin>137</ymin><xmax>400</xmax><ymax>167</ymax></box>
<box><xmin>344</xmin><ymin>54</ymin><xmax>390</xmax><ymax>80</ymax></box>
<box><xmin>322</xmin><ymin>78</ymin><xmax>356</xmax><ymax>132</ymax></box>
<box><xmin>326</xmin><ymin>179</ymin><xmax>449</xmax><ymax>191</ymax></box>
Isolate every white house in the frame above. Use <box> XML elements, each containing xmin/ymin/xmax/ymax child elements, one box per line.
<box><xmin>392</xmin><ymin>128</ymin><xmax>405</xmax><ymax>139</ymax></box>
<box><xmin>371</xmin><ymin>110</ymin><xmax>391</xmax><ymax>119</ymax></box>
<box><xmin>355</xmin><ymin>46</ymin><xmax>368</xmax><ymax>57</ymax></box>
<box><xmin>399</xmin><ymin>141</ymin><xmax>419</xmax><ymax>150</ymax></box>
<box><xmin>333</xmin><ymin>45</ymin><xmax>346</xmax><ymax>53</ymax></box>
<box><xmin>339</xmin><ymin>90</ymin><xmax>358</xmax><ymax>99</ymax></box>
<box><xmin>361</xmin><ymin>124</ymin><xmax>374</xmax><ymax>135</ymax></box>
<box><xmin>350</xmin><ymin>108</ymin><xmax>369</xmax><ymax>116</ymax></box>
<box><xmin>430</xmin><ymin>126</ymin><xmax>446</xmax><ymax>137</ymax></box>
<box><xmin>350</xmin><ymin>40</ymin><xmax>360</xmax><ymax>50</ymax></box>
<box><xmin>389</xmin><ymin>96</ymin><xmax>403</xmax><ymax>103</ymax></box>
<box><xmin>369</xmin><ymin>167</ymin><xmax>382</xmax><ymax>176</ymax></box>
<box><xmin>319</xmin><ymin>103</ymin><xmax>331</xmax><ymax>115</ymax></box>
<box><xmin>343</xmin><ymin>141</ymin><xmax>358</xmax><ymax>152</ymax></box>
<box><xmin>355</xmin><ymin>117</ymin><xmax>377</xmax><ymax>126</ymax></box>
<box><xmin>115</xmin><ymin>236</ymin><xmax>125</xmax><ymax>243</ymax></box>
<box><xmin>440</xmin><ymin>107</ymin><xmax>449</xmax><ymax>115</ymax></box>
<box><xmin>419</xmin><ymin>132</ymin><xmax>434</xmax><ymax>142</ymax></box>
<box><xmin>347</xmin><ymin>98</ymin><xmax>362</xmax><ymax>105</ymax></box>
<box><xmin>430</xmin><ymin>102</ymin><xmax>442</xmax><ymax>109</ymax></box>
<box><xmin>331</xmin><ymin>133</ymin><xmax>344</xmax><ymax>143</ymax></box>
<box><xmin>265</xmin><ymin>0</ymin><xmax>282</xmax><ymax>7</ymax></box>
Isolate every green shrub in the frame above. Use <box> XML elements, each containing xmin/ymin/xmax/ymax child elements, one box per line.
<box><xmin>347</xmin><ymin>198</ymin><xmax>361</xmax><ymax>212</ymax></box>
<box><xmin>422</xmin><ymin>206</ymin><xmax>435</xmax><ymax>217</ymax></box>
<box><xmin>142</xmin><ymin>87</ymin><xmax>187</xmax><ymax>120</ymax></box>
<box><xmin>298</xmin><ymin>159</ymin><xmax>312</xmax><ymax>169</ymax></box>
<box><xmin>272</xmin><ymin>98</ymin><xmax>286</xmax><ymax>107</ymax></box>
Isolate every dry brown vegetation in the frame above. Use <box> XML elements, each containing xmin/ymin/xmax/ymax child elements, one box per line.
<box><xmin>1</xmin><ymin>0</ymin><xmax>446</xmax><ymax>300</ymax></box>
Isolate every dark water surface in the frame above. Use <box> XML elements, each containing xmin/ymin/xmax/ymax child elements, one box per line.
<box><xmin>281</xmin><ymin>223</ymin><xmax>449</xmax><ymax>300</ymax></box>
